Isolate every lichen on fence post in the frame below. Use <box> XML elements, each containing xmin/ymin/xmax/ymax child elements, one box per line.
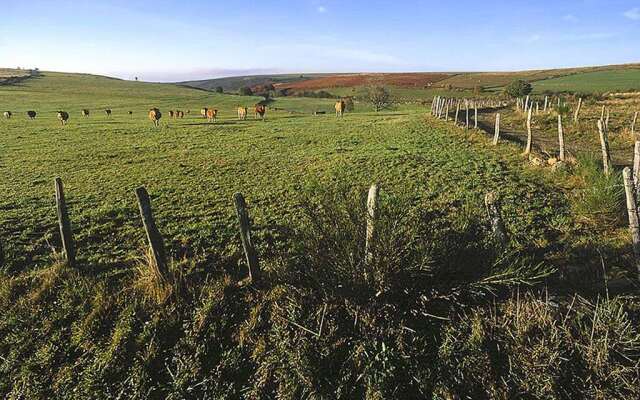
<box><xmin>365</xmin><ymin>184</ymin><xmax>379</xmax><ymax>270</ymax></box>
<box><xmin>597</xmin><ymin>120</ymin><xmax>612</xmax><ymax>176</ymax></box>
<box><xmin>622</xmin><ymin>168</ymin><xmax>640</xmax><ymax>280</ymax></box>
<box><xmin>492</xmin><ymin>113</ymin><xmax>500</xmax><ymax>145</ymax></box>
<box><xmin>485</xmin><ymin>192</ymin><xmax>508</xmax><ymax>246</ymax></box>
<box><xmin>558</xmin><ymin>115</ymin><xmax>566</xmax><ymax>162</ymax></box>
<box><xmin>55</xmin><ymin>177</ymin><xmax>76</xmax><ymax>267</ymax></box>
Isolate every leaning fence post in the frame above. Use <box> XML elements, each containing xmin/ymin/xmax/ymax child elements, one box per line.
<box><xmin>634</xmin><ymin>141</ymin><xmax>640</xmax><ymax>192</ymax></box>
<box><xmin>465</xmin><ymin>100</ymin><xmax>469</xmax><ymax>129</ymax></box>
<box><xmin>632</xmin><ymin>111</ymin><xmax>638</xmax><ymax>136</ymax></box>
<box><xmin>573</xmin><ymin>98</ymin><xmax>582</xmax><ymax>123</ymax></box>
<box><xmin>525</xmin><ymin>106</ymin><xmax>533</xmax><ymax>154</ymax></box>
<box><xmin>54</xmin><ymin>177</ymin><xmax>75</xmax><ymax>267</ymax></box>
<box><xmin>135</xmin><ymin>187</ymin><xmax>169</xmax><ymax>280</ymax></box>
<box><xmin>597</xmin><ymin>120</ymin><xmax>612</xmax><ymax>176</ymax></box>
<box><xmin>622</xmin><ymin>168</ymin><xmax>640</xmax><ymax>280</ymax></box>
<box><xmin>485</xmin><ymin>192</ymin><xmax>508</xmax><ymax>245</ymax></box>
<box><xmin>474</xmin><ymin>102</ymin><xmax>478</xmax><ymax>129</ymax></box>
<box><xmin>454</xmin><ymin>101</ymin><xmax>460</xmax><ymax>124</ymax></box>
<box><xmin>558</xmin><ymin>115</ymin><xmax>566</xmax><ymax>162</ymax></box>
<box><xmin>492</xmin><ymin>113</ymin><xmax>500</xmax><ymax>145</ymax></box>
<box><xmin>444</xmin><ymin>100</ymin><xmax>450</xmax><ymax>122</ymax></box>
<box><xmin>233</xmin><ymin>192</ymin><xmax>260</xmax><ymax>283</ymax></box>
<box><xmin>365</xmin><ymin>184</ymin><xmax>379</xmax><ymax>268</ymax></box>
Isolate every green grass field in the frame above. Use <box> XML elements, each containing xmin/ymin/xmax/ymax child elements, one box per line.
<box><xmin>1</xmin><ymin>72</ymin><xmax>639</xmax><ymax>399</ymax></box>
<box><xmin>533</xmin><ymin>68</ymin><xmax>640</xmax><ymax>93</ymax></box>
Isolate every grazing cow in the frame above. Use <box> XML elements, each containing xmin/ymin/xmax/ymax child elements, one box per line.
<box><xmin>176</xmin><ymin>110</ymin><xmax>184</xmax><ymax>118</ymax></box>
<box><xmin>254</xmin><ymin>104</ymin><xmax>266</xmax><ymax>120</ymax></box>
<box><xmin>128</xmin><ymin>111</ymin><xmax>133</xmax><ymax>116</ymax></box>
<box><xmin>3</xmin><ymin>111</ymin><xmax>12</xmax><ymax>119</ymax></box>
<box><xmin>149</xmin><ymin>108</ymin><xmax>162</xmax><ymax>127</ymax></box>
<box><xmin>186</xmin><ymin>110</ymin><xmax>191</xmax><ymax>114</ymax></box>
<box><xmin>237</xmin><ymin>106</ymin><xmax>248</xmax><ymax>120</ymax></box>
<box><xmin>82</xmin><ymin>109</ymin><xmax>90</xmax><ymax>117</ymax></box>
<box><xmin>105</xmin><ymin>109</ymin><xmax>112</xmax><ymax>117</ymax></box>
<box><xmin>169</xmin><ymin>110</ymin><xmax>175</xmax><ymax>118</ymax></box>
<box><xmin>335</xmin><ymin>100</ymin><xmax>346</xmax><ymax>117</ymax></box>
<box><xmin>57</xmin><ymin>111</ymin><xmax>69</xmax><ymax>126</ymax></box>
<box><xmin>206</xmin><ymin>108</ymin><xmax>218</xmax><ymax>123</ymax></box>
<box><xmin>200</xmin><ymin>108</ymin><xmax>208</xmax><ymax>118</ymax></box>
<box><xmin>27</xmin><ymin>111</ymin><xmax>37</xmax><ymax>119</ymax></box>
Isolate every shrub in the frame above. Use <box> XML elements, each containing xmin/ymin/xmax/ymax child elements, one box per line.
<box><xmin>214</xmin><ymin>86</ymin><xmax>224</xmax><ymax>94</ymax></box>
<box><xmin>504</xmin><ymin>80</ymin><xmax>533</xmax><ymax>98</ymax></box>
<box><xmin>367</xmin><ymin>86</ymin><xmax>393</xmax><ymax>112</ymax></box>
<box><xmin>239</xmin><ymin>86</ymin><xmax>253</xmax><ymax>96</ymax></box>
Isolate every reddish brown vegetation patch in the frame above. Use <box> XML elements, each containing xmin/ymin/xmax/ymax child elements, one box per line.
<box><xmin>276</xmin><ymin>73</ymin><xmax>452</xmax><ymax>90</ymax></box>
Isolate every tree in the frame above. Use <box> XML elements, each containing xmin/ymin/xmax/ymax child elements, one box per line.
<box><xmin>367</xmin><ymin>86</ymin><xmax>393</xmax><ymax>112</ymax></box>
<box><xmin>343</xmin><ymin>97</ymin><xmax>355</xmax><ymax>112</ymax></box>
<box><xmin>214</xmin><ymin>86</ymin><xmax>224</xmax><ymax>94</ymax></box>
<box><xmin>239</xmin><ymin>86</ymin><xmax>253</xmax><ymax>96</ymax></box>
<box><xmin>504</xmin><ymin>80</ymin><xmax>532</xmax><ymax>98</ymax></box>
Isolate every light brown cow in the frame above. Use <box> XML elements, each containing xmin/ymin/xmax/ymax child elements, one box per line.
<box><xmin>27</xmin><ymin>111</ymin><xmax>37</xmax><ymax>119</ymax></box>
<box><xmin>82</xmin><ymin>109</ymin><xmax>90</xmax><ymax>117</ymax></box>
<box><xmin>57</xmin><ymin>111</ymin><xmax>69</xmax><ymax>126</ymax></box>
<box><xmin>237</xmin><ymin>106</ymin><xmax>248</xmax><ymax>120</ymax></box>
<box><xmin>149</xmin><ymin>108</ymin><xmax>162</xmax><ymax>127</ymax></box>
<box><xmin>254</xmin><ymin>104</ymin><xmax>266</xmax><ymax>120</ymax></box>
<box><xmin>200</xmin><ymin>108</ymin><xmax>208</xmax><ymax>118</ymax></box>
<box><xmin>176</xmin><ymin>110</ymin><xmax>184</xmax><ymax>118</ymax></box>
<box><xmin>335</xmin><ymin>100</ymin><xmax>346</xmax><ymax>117</ymax></box>
<box><xmin>3</xmin><ymin>111</ymin><xmax>12</xmax><ymax>119</ymax></box>
<box><xmin>206</xmin><ymin>108</ymin><xmax>218</xmax><ymax>123</ymax></box>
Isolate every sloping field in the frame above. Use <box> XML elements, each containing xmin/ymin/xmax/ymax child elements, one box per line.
<box><xmin>276</xmin><ymin>72</ymin><xmax>453</xmax><ymax>90</ymax></box>
<box><xmin>533</xmin><ymin>68</ymin><xmax>640</xmax><ymax>93</ymax></box>
<box><xmin>180</xmin><ymin>73</ymin><xmax>333</xmax><ymax>92</ymax></box>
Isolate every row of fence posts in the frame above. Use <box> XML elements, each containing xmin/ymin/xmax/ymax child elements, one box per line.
<box><xmin>430</xmin><ymin>96</ymin><xmax>505</xmax><ymax>130</ymax></box>
<box><xmin>0</xmin><ymin>178</ymin><xmax>510</xmax><ymax>284</ymax></box>
<box><xmin>432</xmin><ymin>94</ymin><xmax>640</xmax><ymax>280</ymax></box>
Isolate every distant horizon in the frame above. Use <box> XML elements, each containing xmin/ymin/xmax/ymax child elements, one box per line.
<box><xmin>4</xmin><ymin>1</ymin><xmax>640</xmax><ymax>82</ymax></box>
<box><xmin>8</xmin><ymin>60</ymin><xmax>640</xmax><ymax>84</ymax></box>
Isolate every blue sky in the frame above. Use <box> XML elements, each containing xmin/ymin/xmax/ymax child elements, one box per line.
<box><xmin>2</xmin><ymin>0</ymin><xmax>640</xmax><ymax>81</ymax></box>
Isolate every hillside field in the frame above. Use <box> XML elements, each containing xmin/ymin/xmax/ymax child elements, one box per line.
<box><xmin>1</xmin><ymin>72</ymin><xmax>639</xmax><ymax>398</ymax></box>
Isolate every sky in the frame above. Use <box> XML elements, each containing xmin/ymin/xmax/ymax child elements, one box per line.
<box><xmin>2</xmin><ymin>0</ymin><xmax>640</xmax><ymax>82</ymax></box>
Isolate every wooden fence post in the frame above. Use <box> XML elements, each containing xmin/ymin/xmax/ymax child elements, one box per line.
<box><xmin>605</xmin><ymin>110</ymin><xmax>610</xmax><ymax>131</ymax></box>
<box><xmin>454</xmin><ymin>101</ymin><xmax>460</xmax><ymax>124</ymax></box>
<box><xmin>485</xmin><ymin>192</ymin><xmax>508</xmax><ymax>245</ymax></box>
<box><xmin>55</xmin><ymin>177</ymin><xmax>75</xmax><ymax>267</ymax></box>
<box><xmin>233</xmin><ymin>192</ymin><xmax>260</xmax><ymax>283</ymax></box>
<box><xmin>634</xmin><ymin>141</ymin><xmax>640</xmax><ymax>198</ymax></box>
<box><xmin>558</xmin><ymin>115</ymin><xmax>566</xmax><ymax>162</ymax></box>
<box><xmin>444</xmin><ymin>100</ymin><xmax>449</xmax><ymax>122</ymax></box>
<box><xmin>525</xmin><ymin>106</ymin><xmax>533</xmax><ymax>154</ymax></box>
<box><xmin>597</xmin><ymin>120</ymin><xmax>612</xmax><ymax>176</ymax></box>
<box><xmin>622</xmin><ymin>167</ymin><xmax>640</xmax><ymax>279</ymax></box>
<box><xmin>543</xmin><ymin>96</ymin><xmax>548</xmax><ymax>113</ymax></box>
<box><xmin>474</xmin><ymin>102</ymin><xmax>478</xmax><ymax>129</ymax></box>
<box><xmin>492</xmin><ymin>113</ymin><xmax>500</xmax><ymax>145</ymax></box>
<box><xmin>632</xmin><ymin>111</ymin><xmax>638</xmax><ymax>136</ymax></box>
<box><xmin>135</xmin><ymin>187</ymin><xmax>169</xmax><ymax>279</ymax></box>
<box><xmin>573</xmin><ymin>98</ymin><xmax>582</xmax><ymax>123</ymax></box>
<box><xmin>524</xmin><ymin>95</ymin><xmax>530</xmax><ymax>114</ymax></box>
<box><xmin>465</xmin><ymin>100</ymin><xmax>469</xmax><ymax>129</ymax></box>
<box><xmin>365</xmin><ymin>184</ymin><xmax>379</xmax><ymax>267</ymax></box>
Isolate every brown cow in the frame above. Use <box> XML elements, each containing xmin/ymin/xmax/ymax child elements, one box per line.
<box><xmin>57</xmin><ymin>111</ymin><xmax>69</xmax><ymax>126</ymax></box>
<box><xmin>82</xmin><ymin>109</ymin><xmax>90</xmax><ymax>117</ymax></box>
<box><xmin>27</xmin><ymin>111</ymin><xmax>37</xmax><ymax>119</ymax></box>
<box><xmin>169</xmin><ymin>110</ymin><xmax>175</xmax><ymax>118</ymax></box>
<box><xmin>335</xmin><ymin>100</ymin><xmax>346</xmax><ymax>117</ymax></box>
<box><xmin>200</xmin><ymin>108</ymin><xmax>208</xmax><ymax>118</ymax></box>
<box><xmin>3</xmin><ymin>111</ymin><xmax>12</xmax><ymax>119</ymax></box>
<box><xmin>254</xmin><ymin>104</ymin><xmax>266</xmax><ymax>120</ymax></box>
<box><xmin>237</xmin><ymin>106</ymin><xmax>248</xmax><ymax>120</ymax></box>
<box><xmin>206</xmin><ymin>108</ymin><xmax>218</xmax><ymax>123</ymax></box>
<box><xmin>176</xmin><ymin>110</ymin><xmax>184</xmax><ymax>118</ymax></box>
<box><xmin>149</xmin><ymin>108</ymin><xmax>162</xmax><ymax>127</ymax></box>
<box><xmin>105</xmin><ymin>109</ymin><xmax>112</xmax><ymax>117</ymax></box>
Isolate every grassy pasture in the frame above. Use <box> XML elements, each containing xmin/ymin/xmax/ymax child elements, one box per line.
<box><xmin>1</xmin><ymin>72</ymin><xmax>639</xmax><ymax>398</ymax></box>
<box><xmin>533</xmin><ymin>68</ymin><xmax>640</xmax><ymax>93</ymax></box>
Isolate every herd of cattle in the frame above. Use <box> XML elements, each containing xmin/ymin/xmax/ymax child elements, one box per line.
<box><xmin>3</xmin><ymin>100</ymin><xmax>348</xmax><ymax>126</ymax></box>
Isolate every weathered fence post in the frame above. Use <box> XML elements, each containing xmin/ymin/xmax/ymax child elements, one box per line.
<box><xmin>465</xmin><ymin>100</ymin><xmax>469</xmax><ymax>129</ymax></box>
<box><xmin>135</xmin><ymin>187</ymin><xmax>169</xmax><ymax>279</ymax></box>
<box><xmin>492</xmin><ymin>113</ymin><xmax>501</xmax><ymax>145</ymax></box>
<box><xmin>605</xmin><ymin>110</ymin><xmax>610</xmax><ymax>131</ymax></box>
<box><xmin>622</xmin><ymin>168</ymin><xmax>640</xmax><ymax>279</ymax></box>
<box><xmin>597</xmin><ymin>120</ymin><xmax>612</xmax><ymax>176</ymax></box>
<box><xmin>365</xmin><ymin>184</ymin><xmax>379</xmax><ymax>267</ymax></box>
<box><xmin>454</xmin><ymin>100</ymin><xmax>460</xmax><ymax>124</ymax></box>
<box><xmin>632</xmin><ymin>111</ymin><xmax>638</xmax><ymax>136</ymax></box>
<box><xmin>601</xmin><ymin>105</ymin><xmax>605</xmax><ymax>120</ymax></box>
<box><xmin>634</xmin><ymin>141</ymin><xmax>640</xmax><ymax>191</ymax></box>
<box><xmin>233</xmin><ymin>192</ymin><xmax>260</xmax><ymax>283</ymax></box>
<box><xmin>524</xmin><ymin>95</ymin><xmax>530</xmax><ymax>114</ymax></box>
<box><xmin>573</xmin><ymin>98</ymin><xmax>582</xmax><ymax>123</ymax></box>
<box><xmin>474</xmin><ymin>102</ymin><xmax>478</xmax><ymax>129</ymax></box>
<box><xmin>525</xmin><ymin>106</ymin><xmax>533</xmax><ymax>154</ymax></box>
<box><xmin>54</xmin><ymin>177</ymin><xmax>75</xmax><ymax>267</ymax></box>
<box><xmin>558</xmin><ymin>115</ymin><xmax>566</xmax><ymax>162</ymax></box>
<box><xmin>444</xmin><ymin>100</ymin><xmax>450</xmax><ymax>122</ymax></box>
<box><xmin>485</xmin><ymin>192</ymin><xmax>508</xmax><ymax>245</ymax></box>
<box><xmin>543</xmin><ymin>96</ymin><xmax>548</xmax><ymax>113</ymax></box>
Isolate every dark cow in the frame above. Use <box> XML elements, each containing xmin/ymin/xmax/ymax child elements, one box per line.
<box><xmin>57</xmin><ymin>111</ymin><xmax>70</xmax><ymax>126</ymax></box>
<box><xmin>82</xmin><ymin>109</ymin><xmax>90</xmax><ymax>117</ymax></box>
<box><xmin>105</xmin><ymin>109</ymin><xmax>112</xmax><ymax>117</ymax></box>
<box><xmin>27</xmin><ymin>111</ymin><xmax>37</xmax><ymax>119</ymax></box>
<box><xmin>3</xmin><ymin>111</ymin><xmax>12</xmax><ymax>119</ymax></box>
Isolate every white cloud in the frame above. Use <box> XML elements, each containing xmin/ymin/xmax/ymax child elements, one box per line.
<box><xmin>317</xmin><ymin>5</ymin><xmax>327</xmax><ymax>13</ymax></box>
<box><xmin>562</xmin><ymin>14</ymin><xmax>578</xmax><ymax>23</ymax></box>
<box><xmin>624</xmin><ymin>8</ymin><xmax>640</xmax><ymax>20</ymax></box>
